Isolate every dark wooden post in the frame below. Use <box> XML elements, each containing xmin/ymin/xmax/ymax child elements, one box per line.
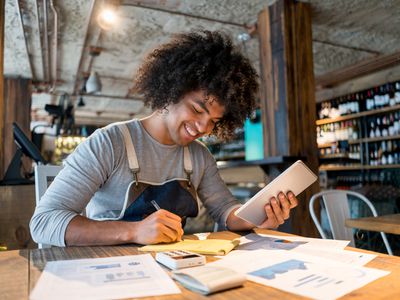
<box><xmin>258</xmin><ymin>0</ymin><xmax>320</xmax><ymax>237</ymax></box>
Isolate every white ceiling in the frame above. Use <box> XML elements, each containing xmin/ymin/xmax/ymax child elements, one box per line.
<box><xmin>5</xmin><ymin>0</ymin><xmax>400</xmax><ymax>126</ymax></box>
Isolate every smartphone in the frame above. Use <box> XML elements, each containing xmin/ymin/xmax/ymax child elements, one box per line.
<box><xmin>155</xmin><ymin>250</ymin><xmax>206</xmax><ymax>270</ymax></box>
<box><xmin>234</xmin><ymin>160</ymin><xmax>317</xmax><ymax>226</ymax></box>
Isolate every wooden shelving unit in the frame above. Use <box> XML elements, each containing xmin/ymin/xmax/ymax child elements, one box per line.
<box><xmin>316</xmin><ymin>104</ymin><xmax>400</xmax><ymax>126</ymax></box>
<box><xmin>319</xmin><ymin>164</ymin><xmax>363</xmax><ymax>171</ymax></box>
<box><xmin>316</xmin><ymin>98</ymin><xmax>400</xmax><ymax>173</ymax></box>
<box><xmin>319</xmin><ymin>164</ymin><xmax>400</xmax><ymax>171</ymax></box>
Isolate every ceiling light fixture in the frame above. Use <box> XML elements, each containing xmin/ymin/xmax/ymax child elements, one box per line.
<box><xmin>97</xmin><ymin>6</ymin><xmax>118</xmax><ymax>30</ymax></box>
<box><xmin>77</xmin><ymin>96</ymin><xmax>86</xmax><ymax>107</ymax></box>
<box><xmin>85</xmin><ymin>71</ymin><xmax>102</xmax><ymax>94</ymax></box>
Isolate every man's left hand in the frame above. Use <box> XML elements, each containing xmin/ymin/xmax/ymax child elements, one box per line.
<box><xmin>258</xmin><ymin>191</ymin><xmax>298</xmax><ymax>229</ymax></box>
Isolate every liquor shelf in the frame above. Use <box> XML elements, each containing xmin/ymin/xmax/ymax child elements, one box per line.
<box><xmin>316</xmin><ymin>103</ymin><xmax>400</xmax><ymax>126</ymax></box>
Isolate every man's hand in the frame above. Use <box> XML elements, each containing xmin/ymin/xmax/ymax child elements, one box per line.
<box><xmin>258</xmin><ymin>191</ymin><xmax>298</xmax><ymax>229</ymax></box>
<box><xmin>134</xmin><ymin>209</ymin><xmax>184</xmax><ymax>244</ymax></box>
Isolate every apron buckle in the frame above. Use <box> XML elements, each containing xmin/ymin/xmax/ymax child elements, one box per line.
<box><xmin>133</xmin><ymin>171</ymin><xmax>139</xmax><ymax>186</ymax></box>
<box><xmin>186</xmin><ymin>172</ymin><xmax>192</xmax><ymax>188</ymax></box>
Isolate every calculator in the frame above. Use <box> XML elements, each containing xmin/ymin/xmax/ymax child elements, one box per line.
<box><xmin>155</xmin><ymin>250</ymin><xmax>206</xmax><ymax>270</ymax></box>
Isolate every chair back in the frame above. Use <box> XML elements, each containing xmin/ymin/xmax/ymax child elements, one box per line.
<box><xmin>34</xmin><ymin>164</ymin><xmax>63</xmax><ymax>248</ymax></box>
<box><xmin>309</xmin><ymin>189</ymin><xmax>393</xmax><ymax>255</ymax></box>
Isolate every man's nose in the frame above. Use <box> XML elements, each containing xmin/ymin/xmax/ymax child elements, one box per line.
<box><xmin>195</xmin><ymin>118</ymin><xmax>211</xmax><ymax>135</ymax></box>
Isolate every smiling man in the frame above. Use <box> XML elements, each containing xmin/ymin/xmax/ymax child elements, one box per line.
<box><xmin>30</xmin><ymin>30</ymin><xmax>298</xmax><ymax>247</ymax></box>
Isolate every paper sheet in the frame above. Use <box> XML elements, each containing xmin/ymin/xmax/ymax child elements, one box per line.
<box><xmin>30</xmin><ymin>254</ymin><xmax>180</xmax><ymax>300</ymax></box>
<box><xmin>235</xmin><ymin>233</ymin><xmax>375</xmax><ymax>266</ymax></box>
<box><xmin>209</xmin><ymin>249</ymin><xmax>389</xmax><ymax>300</ymax></box>
<box><xmin>239</xmin><ymin>233</ymin><xmax>349</xmax><ymax>251</ymax></box>
<box><xmin>139</xmin><ymin>239</ymin><xmax>239</xmax><ymax>255</ymax></box>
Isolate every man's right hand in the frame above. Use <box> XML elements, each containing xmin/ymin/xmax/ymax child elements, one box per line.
<box><xmin>134</xmin><ymin>209</ymin><xmax>184</xmax><ymax>244</ymax></box>
<box><xmin>65</xmin><ymin>210</ymin><xmax>184</xmax><ymax>246</ymax></box>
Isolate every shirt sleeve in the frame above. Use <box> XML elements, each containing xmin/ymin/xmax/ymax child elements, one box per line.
<box><xmin>195</xmin><ymin>147</ymin><xmax>241</xmax><ymax>230</ymax></box>
<box><xmin>29</xmin><ymin>126</ymin><xmax>121</xmax><ymax>246</ymax></box>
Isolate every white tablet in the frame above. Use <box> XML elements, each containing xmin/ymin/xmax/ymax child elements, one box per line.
<box><xmin>234</xmin><ymin>160</ymin><xmax>317</xmax><ymax>226</ymax></box>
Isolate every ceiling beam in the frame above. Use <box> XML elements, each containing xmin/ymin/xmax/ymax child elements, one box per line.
<box><xmin>72</xmin><ymin>92</ymin><xmax>144</xmax><ymax>102</ymax></box>
<box><xmin>315</xmin><ymin>64</ymin><xmax>400</xmax><ymax>102</ymax></box>
<box><xmin>315</xmin><ymin>50</ymin><xmax>400</xmax><ymax>88</ymax></box>
<box><xmin>121</xmin><ymin>0</ymin><xmax>249</xmax><ymax>28</ymax></box>
<box><xmin>72</xmin><ymin>0</ymin><xmax>97</xmax><ymax>95</ymax></box>
<box><xmin>313</xmin><ymin>38</ymin><xmax>380</xmax><ymax>55</ymax></box>
<box><xmin>16</xmin><ymin>0</ymin><xmax>35</xmax><ymax>80</ymax></box>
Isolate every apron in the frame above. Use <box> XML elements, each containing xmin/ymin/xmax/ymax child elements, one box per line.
<box><xmin>117</xmin><ymin>123</ymin><xmax>199</xmax><ymax>226</ymax></box>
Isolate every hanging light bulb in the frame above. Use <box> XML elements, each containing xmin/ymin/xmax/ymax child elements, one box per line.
<box><xmin>97</xmin><ymin>6</ymin><xmax>118</xmax><ymax>31</ymax></box>
<box><xmin>77</xmin><ymin>96</ymin><xmax>85</xmax><ymax>107</ymax></box>
<box><xmin>85</xmin><ymin>71</ymin><xmax>102</xmax><ymax>94</ymax></box>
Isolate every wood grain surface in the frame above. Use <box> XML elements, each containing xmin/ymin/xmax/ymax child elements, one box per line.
<box><xmin>346</xmin><ymin>214</ymin><xmax>400</xmax><ymax>235</ymax></box>
<box><xmin>2</xmin><ymin>229</ymin><xmax>392</xmax><ymax>300</ymax></box>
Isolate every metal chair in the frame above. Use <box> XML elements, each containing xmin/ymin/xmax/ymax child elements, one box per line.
<box><xmin>309</xmin><ymin>189</ymin><xmax>393</xmax><ymax>255</ymax></box>
<box><xmin>34</xmin><ymin>164</ymin><xmax>63</xmax><ymax>249</ymax></box>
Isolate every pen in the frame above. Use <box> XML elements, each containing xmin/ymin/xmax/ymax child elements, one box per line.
<box><xmin>151</xmin><ymin>200</ymin><xmax>161</xmax><ymax>211</ymax></box>
<box><xmin>150</xmin><ymin>199</ymin><xmax>186</xmax><ymax>224</ymax></box>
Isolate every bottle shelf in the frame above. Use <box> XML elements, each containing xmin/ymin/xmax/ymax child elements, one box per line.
<box><xmin>362</xmin><ymin>134</ymin><xmax>400</xmax><ymax>143</ymax></box>
<box><xmin>364</xmin><ymin>164</ymin><xmax>400</xmax><ymax>170</ymax></box>
<box><xmin>319</xmin><ymin>164</ymin><xmax>364</xmax><ymax>171</ymax></box>
<box><xmin>317</xmin><ymin>139</ymin><xmax>361</xmax><ymax>148</ymax></box>
<box><xmin>319</xmin><ymin>164</ymin><xmax>400</xmax><ymax>171</ymax></box>
<box><xmin>316</xmin><ymin>104</ymin><xmax>400</xmax><ymax>126</ymax></box>
<box><xmin>319</xmin><ymin>153</ymin><xmax>360</xmax><ymax>160</ymax></box>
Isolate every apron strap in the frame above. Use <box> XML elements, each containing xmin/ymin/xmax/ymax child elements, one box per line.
<box><xmin>117</xmin><ymin>122</ymin><xmax>193</xmax><ymax>186</ymax></box>
<box><xmin>183</xmin><ymin>146</ymin><xmax>193</xmax><ymax>186</ymax></box>
<box><xmin>117</xmin><ymin>123</ymin><xmax>140</xmax><ymax>184</ymax></box>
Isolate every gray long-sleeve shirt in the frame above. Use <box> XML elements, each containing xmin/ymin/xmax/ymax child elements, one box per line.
<box><xmin>30</xmin><ymin>119</ymin><xmax>240</xmax><ymax>246</ymax></box>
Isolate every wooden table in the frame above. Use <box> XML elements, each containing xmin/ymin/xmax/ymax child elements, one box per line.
<box><xmin>2</xmin><ymin>229</ymin><xmax>400</xmax><ymax>300</ymax></box>
<box><xmin>345</xmin><ymin>214</ymin><xmax>400</xmax><ymax>235</ymax></box>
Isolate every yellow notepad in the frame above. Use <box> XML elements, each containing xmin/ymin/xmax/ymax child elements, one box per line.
<box><xmin>139</xmin><ymin>239</ymin><xmax>239</xmax><ymax>256</ymax></box>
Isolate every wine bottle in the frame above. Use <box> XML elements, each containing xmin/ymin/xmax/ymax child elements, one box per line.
<box><xmin>381</xmin><ymin>115</ymin><xmax>388</xmax><ymax>137</ymax></box>
<box><xmin>395</xmin><ymin>81</ymin><xmax>400</xmax><ymax>104</ymax></box>
<box><xmin>375</xmin><ymin>117</ymin><xmax>382</xmax><ymax>137</ymax></box>
<box><xmin>369</xmin><ymin>120</ymin><xmax>376</xmax><ymax>138</ymax></box>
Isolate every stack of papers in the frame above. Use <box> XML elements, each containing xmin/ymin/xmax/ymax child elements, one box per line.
<box><xmin>139</xmin><ymin>239</ymin><xmax>240</xmax><ymax>255</ymax></box>
<box><xmin>209</xmin><ymin>233</ymin><xmax>389</xmax><ymax>300</ymax></box>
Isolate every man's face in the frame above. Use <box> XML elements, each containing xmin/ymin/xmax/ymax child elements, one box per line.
<box><xmin>162</xmin><ymin>90</ymin><xmax>225</xmax><ymax>146</ymax></box>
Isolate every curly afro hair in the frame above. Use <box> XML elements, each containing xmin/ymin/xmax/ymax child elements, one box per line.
<box><xmin>133</xmin><ymin>30</ymin><xmax>259</xmax><ymax>140</ymax></box>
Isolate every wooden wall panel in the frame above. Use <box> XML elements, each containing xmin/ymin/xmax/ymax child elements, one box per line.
<box><xmin>258</xmin><ymin>0</ymin><xmax>319</xmax><ymax>237</ymax></box>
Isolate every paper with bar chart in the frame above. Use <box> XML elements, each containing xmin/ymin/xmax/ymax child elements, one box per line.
<box><xmin>209</xmin><ymin>249</ymin><xmax>389</xmax><ymax>300</ymax></box>
<box><xmin>235</xmin><ymin>233</ymin><xmax>376</xmax><ymax>266</ymax></box>
<box><xmin>30</xmin><ymin>254</ymin><xmax>180</xmax><ymax>300</ymax></box>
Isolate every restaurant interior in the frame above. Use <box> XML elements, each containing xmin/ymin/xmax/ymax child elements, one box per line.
<box><xmin>1</xmin><ymin>1</ymin><xmax>400</xmax><ymax>298</ymax></box>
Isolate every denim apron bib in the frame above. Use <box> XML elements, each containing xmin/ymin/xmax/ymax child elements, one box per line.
<box><xmin>117</xmin><ymin>123</ymin><xmax>199</xmax><ymax>225</ymax></box>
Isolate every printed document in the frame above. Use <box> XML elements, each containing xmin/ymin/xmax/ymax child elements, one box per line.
<box><xmin>239</xmin><ymin>233</ymin><xmax>349</xmax><ymax>251</ymax></box>
<box><xmin>30</xmin><ymin>254</ymin><xmax>180</xmax><ymax>300</ymax></box>
<box><xmin>236</xmin><ymin>233</ymin><xmax>376</xmax><ymax>266</ymax></box>
<box><xmin>210</xmin><ymin>249</ymin><xmax>389</xmax><ymax>300</ymax></box>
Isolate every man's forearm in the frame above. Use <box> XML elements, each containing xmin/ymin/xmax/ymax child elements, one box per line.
<box><xmin>65</xmin><ymin>215</ymin><xmax>137</xmax><ymax>246</ymax></box>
